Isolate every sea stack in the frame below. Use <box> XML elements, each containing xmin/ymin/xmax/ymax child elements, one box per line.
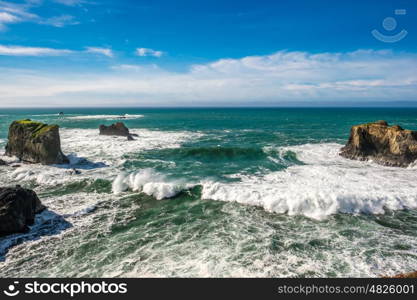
<box><xmin>99</xmin><ymin>122</ymin><xmax>134</xmax><ymax>140</ymax></box>
<box><xmin>5</xmin><ymin>119</ymin><xmax>69</xmax><ymax>165</ymax></box>
<box><xmin>340</xmin><ymin>120</ymin><xmax>417</xmax><ymax>167</ymax></box>
<box><xmin>0</xmin><ymin>186</ymin><xmax>45</xmax><ymax>236</ymax></box>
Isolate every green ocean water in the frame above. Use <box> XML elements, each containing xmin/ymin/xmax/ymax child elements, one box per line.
<box><xmin>0</xmin><ymin>107</ymin><xmax>417</xmax><ymax>277</ymax></box>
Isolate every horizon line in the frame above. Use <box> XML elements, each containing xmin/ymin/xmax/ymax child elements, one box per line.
<box><xmin>3</xmin><ymin>105</ymin><xmax>417</xmax><ymax>109</ymax></box>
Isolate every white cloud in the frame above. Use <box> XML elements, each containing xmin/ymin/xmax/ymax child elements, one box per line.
<box><xmin>0</xmin><ymin>0</ymin><xmax>82</xmax><ymax>30</ymax></box>
<box><xmin>0</xmin><ymin>11</ymin><xmax>19</xmax><ymax>30</ymax></box>
<box><xmin>85</xmin><ymin>47</ymin><xmax>114</xmax><ymax>57</ymax></box>
<box><xmin>0</xmin><ymin>44</ymin><xmax>117</xmax><ymax>57</ymax></box>
<box><xmin>0</xmin><ymin>11</ymin><xmax>19</xmax><ymax>22</ymax></box>
<box><xmin>0</xmin><ymin>45</ymin><xmax>73</xmax><ymax>56</ymax></box>
<box><xmin>53</xmin><ymin>0</ymin><xmax>86</xmax><ymax>6</ymax></box>
<box><xmin>136</xmin><ymin>48</ymin><xmax>164</xmax><ymax>57</ymax></box>
<box><xmin>0</xmin><ymin>49</ymin><xmax>416</xmax><ymax>106</ymax></box>
<box><xmin>40</xmin><ymin>15</ymin><xmax>79</xmax><ymax>27</ymax></box>
<box><xmin>111</xmin><ymin>64</ymin><xmax>159</xmax><ymax>71</ymax></box>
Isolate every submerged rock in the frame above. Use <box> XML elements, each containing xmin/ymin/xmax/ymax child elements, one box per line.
<box><xmin>66</xmin><ymin>168</ymin><xmax>81</xmax><ymax>175</ymax></box>
<box><xmin>99</xmin><ymin>122</ymin><xmax>134</xmax><ymax>140</ymax></box>
<box><xmin>0</xmin><ymin>185</ymin><xmax>45</xmax><ymax>236</ymax></box>
<box><xmin>5</xmin><ymin>119</ymin><xmax>69</xmax><ymax>165</ymax></box>
<box><xmin>340</xmin><ymin>120</ymin><xmax>417</xmax><ymax>167</ymax></box>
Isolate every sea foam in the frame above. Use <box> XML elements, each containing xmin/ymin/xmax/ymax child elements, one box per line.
<box><xmin>60</xmin><ymin>128</ymin><xmax>203</xmax><ymax>165</ymax></box>
<box><xmin>202</xmin><ymin>143</ymin><xmax>417</xmax><ymax>220</ymax></box>
<box><xmin>66</xmin><ymin>114</ymin><xmax>144</xmax><ymax>120</ymax></box>
<box><xmin>0</xmin><ymin>128</ymin><xmax>202</xmax><ymax>189</ymax></box>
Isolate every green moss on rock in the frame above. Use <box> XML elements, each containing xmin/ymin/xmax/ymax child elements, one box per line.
<box><xmin>5</xmin><ymin>119</ymin><xmax>69</xmax><ymax>165</ymax></box>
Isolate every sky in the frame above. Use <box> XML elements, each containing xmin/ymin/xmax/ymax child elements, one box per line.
<box><xmin>0</xmin><ymin>0</ymin><xmax>416</xmax><ymax>107</ymax></box>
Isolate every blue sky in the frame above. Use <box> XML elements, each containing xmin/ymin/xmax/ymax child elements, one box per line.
<box><xmin>0</xmin><ymin>0</ymin><xmax>416</xmax><ymax>106</ymax></box>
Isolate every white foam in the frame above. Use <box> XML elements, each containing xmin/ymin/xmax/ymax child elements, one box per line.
<box><xmin>0</xmin><ymin>154</ymin><xmax>19</xmax><ymax>164</ymax></box>
<box><xmin>67</xmin><ymin>114</ymin><xmax>144</xmax><ymax>120</ymax></box>
<box><xmin>202</xmin><ymin>143</ymin><xmax>417</xmax><ymax>220</ymax></box>
<box><xmin>60</xmin><ymin>128</ymin><xmax>202</xmax><ymax>165</ymax></box>
<box><xmin>112</xmin><ymin>168</ymin><xmax>193</xmax><ymax>200</ymax></box>
<box><xmin>31</xmin><ymin>114</ymin><xmax>64</xmax><ymax>117</ymax></box>
<box><xmin>0</xmin><ymin>128</ymin><xmax>201</xmax><ymax>189</ymax></box>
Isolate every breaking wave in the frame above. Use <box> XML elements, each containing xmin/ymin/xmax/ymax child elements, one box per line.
<box><xmin>201</xmin><ymin>143</ymin><xmax>417</xmax><ymax>220</ymax></box>
<box><xmin>112</xmin><ymin>168</ymin><xmax>194</xmax><ymax>200</ymax></box>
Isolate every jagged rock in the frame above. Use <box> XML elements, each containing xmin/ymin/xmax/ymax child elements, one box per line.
<box><xmin>5</xmin><ymin>119</ymin><xmax>69</xmax><ymax>165</ymax></box>
<box><xmin>340</xmin><ymin>120</ymin><xmax>417</xmax><ymax>167</ymax></box>
<box><xmin>99</xmin><ymin>122</ymin><xmax>130</xmax><ymax>137</ymax></box>
<box><xmin>66</xmin><ymin>168</ymin><xmax>81</xmax><ymax>175</ymax></box>
<box><xmin>99</xmin><ymin>122</ymin><xmax>135</xmax><ymax>140</ymax></box>
<box><xmin>0</xmin><ymin>185</ymin><xmax>45</xmax><ymax>236</ymax></box>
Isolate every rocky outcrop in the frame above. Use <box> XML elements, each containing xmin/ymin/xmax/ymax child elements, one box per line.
<box><xmin>0</xmin><ymin>186</ymin><xmax>45</xmax><ymax>236</ymax></box>
<box><xmin>391</xmin><ymin>271</ymin><xmax>417</xmax><ymax>278</ymax></box>
<box><xmin>5</xmin><ymin>119</ymin><xmax>69</xmax><ymax>165</ymax></box>
<box><xmin>383</xmin><ymin>271</ymin><xmax>417</xmax><ymax>278</ymax></box>
<box><xmin>340</xmin><ymin>120</ymin><xmax>417</xmax><ymax>167</ymax></box>
<box><xmin>99</xmin><ymin>122</ymin><xmax>134</xmax><ymax>140</ymax></box>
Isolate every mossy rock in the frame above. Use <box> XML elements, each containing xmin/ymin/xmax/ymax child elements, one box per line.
<box><xmin>5</xmin><ymin>119</ymin><xmax>69</xmax><ymax>165</ymax></box>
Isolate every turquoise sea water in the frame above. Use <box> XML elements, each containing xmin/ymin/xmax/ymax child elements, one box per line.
<box><xmin>1</xmin><ymin>107</ymin><xmax>417</xmax><ymax>277</ymax></box>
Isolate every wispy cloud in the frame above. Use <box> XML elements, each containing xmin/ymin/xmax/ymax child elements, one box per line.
<box><xmin>0</xmin><ymin>11</ymin><xmax>20</xmax><ymax>22</ymax></box>
<box><xmin>53</xmin><ymin>0</ymin><xmax>87</xmax><ymax>6</ymax></box>
<box><xmin>85</xmin><ymin>47</ymin><xmax>114</xmax><ymax>57</ymax></box>
<box><xmin>0</xmin><ymin>49</ymin><xmax>416</xmax><ymax>106</ymax></box>
<box><xmin>136</xmin><ymin>48</ymin><xmax>164</xmax><ymax>57</ymax></box>
<box><xmin>0</xmin><ymin>44</ymin><xmax>115</xmax><ymax>57</ymax></box>
<box><xmin>0</xmin><ymin>45</ymin><xmax>73</xmax><ymax>56</ymax></box>
<box><xmin>0</xmin><ymin>0</ymin><xmax>83</xmax><ymax>30</ymax></box>
<box><xmin>0</xmin><ymin>11</ymin><xmax>19</xmax><ymax>30</ymax></box>
<box><xmin>111</xmin><ymin>64</ymin><xmax>160</xmax><ymax>71</ymax></box>
<box><xmin>40</xmin><ymin>15</ymin><xmax>80</xmax><ymax>27</ymax></box>
<box><xmin>0</xmin><ymin>1</ymin><xmax>36</xmax><ymax>30</ymax></box>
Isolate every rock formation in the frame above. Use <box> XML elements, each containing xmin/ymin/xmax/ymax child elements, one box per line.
<box><xmin>5</xmin><ymin>119</ymin><xmax>69</xmax><ymax>165</ymax></box>
<box><xmin>0</xmin><ymin>185</ymin><xmax>45</xmax><ymax>236</ymax></box>
<box><xmin>99</xmin><ymin>122</ymin><xmax>134</xmax><ymax>140</ymax></box>
<box><xmin>0</xmin><ymin>159</ymin><xmax>6</xmax><ymax>166</ymax></box>
<box><xmin>390</xmin><ymin>271</ymin><xmax>417</xmax><ymax>278</ymax></box>
<box><xmin>340</xmin><ymin>120</ymin><xmax>417</xmax><ymax>167</ymax></box>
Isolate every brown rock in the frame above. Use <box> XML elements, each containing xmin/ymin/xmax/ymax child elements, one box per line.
<box><xmin>99</xmin><ymin>122</ymin><xmax>130</xmax><ymax>137</ymax></box>
<box><xmin>340</xmin><ymin>120</ymin><xmax>417</xmax><ymax>167</ymax></box>
<box><xmin>384</xmin><ymin>271</ymin><xmax>417</xmax><ymax>278</ymax></box>
<box><xmin>0</xmin><ymin>185</ymin><xmax>45</xmax><ymax>236</ymax></box>
<box><xmin>5</xmin><ymin>120</ymin><xmax>69</xmax><ymax>165</ymax></box>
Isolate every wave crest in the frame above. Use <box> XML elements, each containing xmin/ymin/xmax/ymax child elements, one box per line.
<box><xmin>112</xmin><ymin>168</ymin><xmax>194</xmax><ymax>200</ymax></box>
<box><xmin>202</xmin><ymin>143</ymin><xmax>417</xmax><ymax>220</ymax></box>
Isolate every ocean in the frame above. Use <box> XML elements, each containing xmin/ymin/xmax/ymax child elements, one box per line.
<box><xmin>0</xmin><ymin>107</ymin><xmax>417</xmax><ymax>277</ymax></box>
